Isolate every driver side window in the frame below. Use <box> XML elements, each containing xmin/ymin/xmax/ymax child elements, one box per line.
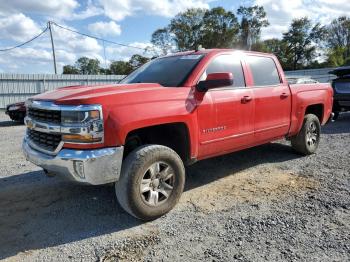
<box><xmin>201</xmin><ymin>55</ymin><xmax>246</xmax><ymax>87</ymax></box>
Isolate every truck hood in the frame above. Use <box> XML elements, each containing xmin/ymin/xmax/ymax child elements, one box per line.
<box><xmin>33</xmin><ymin>83</ymin><xmax>164</xmax><ymax>102</ymax></box>
<box><xmin>31</xmin><ymin>83</ymin><xmax>193</xmax><ymax>108</ymax></box>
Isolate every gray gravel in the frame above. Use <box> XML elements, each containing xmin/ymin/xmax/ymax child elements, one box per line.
<box><xmin>0</xmin><ymin>110</ymin><xmax>349</xmax><ymax>262</ymax></box>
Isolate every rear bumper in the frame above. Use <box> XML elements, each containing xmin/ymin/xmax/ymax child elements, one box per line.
<box><xmin>22</xmin><ymin>137</ymin><xmax>124</xmax><ymax>185</ymax></box>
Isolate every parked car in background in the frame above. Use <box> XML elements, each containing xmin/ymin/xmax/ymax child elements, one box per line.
<box><xmin>286</xmin><ymin>76</ymin><xmax>319</xmax><ymax>85</ymax></box>
<box><xmin>22</xmin><ymin>49</ymin><xmax>333</xmax><ymax>220</ymax></box>
<box><xmin>5</xmin><ymin>101</ymin><xmax>26</xmax><ymax>123</ymax></box>
<box><xmin>329</xmin><ymin>66</ymin><xmax>350</xmax><ymax>120</ymax></box>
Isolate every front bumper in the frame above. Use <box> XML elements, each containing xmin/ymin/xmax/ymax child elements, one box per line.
<box><xmin>22</xmin><ymin>137</ymin><xmax>124</xmax><ymax>185</ymax></box>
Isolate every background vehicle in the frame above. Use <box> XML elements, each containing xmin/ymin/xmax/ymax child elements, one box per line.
<box><xmin>5</xmin><ymin>101</ymin><xmax>26</xmax><ymax>123</ymax></box>
<box><xmin>22</xmin><ymin>49</ymin><xmax>333</xmax><ymax>220</ymax></box>
<box><xmin>329</xmin><ymin>66</ymin><xmax>350</xmax><ymax>120</ymax></box>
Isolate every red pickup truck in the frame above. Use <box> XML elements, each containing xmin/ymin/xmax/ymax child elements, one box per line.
<box><xmin>22</xmin><ymin>49</ymin><xmax>333</xmax><ymax>220</ymax></box>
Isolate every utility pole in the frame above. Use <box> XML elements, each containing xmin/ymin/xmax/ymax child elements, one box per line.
<box><xmin>48</xmin><ymin>21</ymin><xmax>57</xmax><ymax>74</ymax></box>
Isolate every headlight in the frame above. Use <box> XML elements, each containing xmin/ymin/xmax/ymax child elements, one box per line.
<box><xmin>61</xmin><ymin>105</ymin><xmax>104</xmax><ymax>144</ymax></box>
<box><xmin>61</xmin><ymin>110</ymin><xmax>100</xmax><ymax>125</ymax></box>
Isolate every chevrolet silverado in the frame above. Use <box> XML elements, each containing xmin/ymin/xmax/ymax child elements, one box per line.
<box><xmin>22</xmin><ymin>49</ymin><xmax>333</xmax><ymax>220</ymax></box>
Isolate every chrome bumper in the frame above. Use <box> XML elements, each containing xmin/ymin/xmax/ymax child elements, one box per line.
<box><xmin>22</xmin><ymin>138</ymin><xmax>124</xmax><ymax>185</ymax></box>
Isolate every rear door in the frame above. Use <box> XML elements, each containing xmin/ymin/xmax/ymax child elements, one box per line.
<box><xmin>245</xmin><ymin>55</ymin><xmax>291</xmax><ymax>142</ymax></box>
<box><xmin>197</xmin><ymin>54</ymin><xmax>255</xmax><ymax>158</ymax></box>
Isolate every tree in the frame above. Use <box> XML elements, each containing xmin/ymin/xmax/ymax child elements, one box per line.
<box><xmin>151</xmin><ymin>28</ymin><xmax>174</xmax><ymax>55</ymax></box>
<box><xmin>200</xmin><ymin>7</ymin><xmax>240</xmax><ymax>48</ymax></box>
<box><xmin>62</xmin><ymin>65</ymin><xmax>79</xmax><ymax>74</ymax></box>
<box><xmin>169</xmin><ymin>8</ymin><xmax>206</xmax><ymax>51</ymax></box>
<box><xmin>324</xmin><ymin>16</ymin><xmax>350</xmax><ymax>65</ymax></box>
<box><xmin>282</xmin><ymin>17</ymin><xmax>325</xmax><ymax>70</ymax></box>
<box><xmin>75</xmin><ymin>57</ymin><xmax>101</xmax><ymax>75</ymax></box>
<box><xmin>152</xmin><ymin>7</ymin><xmax>241</xmax><ymax>52</ymax></box>
<box><xmin>252</xmin><ymin>38</ymin><xmax>292</xmax><ymax>69</ymax></box>
<box><xmin>129</xmin><ymin>54</ymin><xmax>150</xmax><ymax>70</ymax></box>
<box><xmin>237</xmin><ymin>5</ymin><xmax>269</xmax><ymax>50</ymax></box>
<box><xmin>326</xmin><ymin>46</ymin><xmax>347</xmax><ymax>67</ymax></box>
<box><xmin>109</xmin><ymin>61</ymin><xmax>133</xmax><ymax>75</ymax></box>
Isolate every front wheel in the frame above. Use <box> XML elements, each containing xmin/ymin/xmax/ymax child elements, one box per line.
<box><xmin>291</xmin><ymin>114</ymin><xmax>321</xmax><ymax>155</ymax></box>
<box><xmin>116</xmin><ymin>145</ymin><xmax>185</xmax><ymax>221</ymax></box>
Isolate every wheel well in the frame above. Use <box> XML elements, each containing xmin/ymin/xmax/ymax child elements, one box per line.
<box><xmin>124</xmin><ymin>123</ymin><xmax>191</xmax><ymax>164</ymax></box>
<box><xmin>305</xmin><ymin>104</ymin><xmax>324</xmax><ymax>123</ymax></box>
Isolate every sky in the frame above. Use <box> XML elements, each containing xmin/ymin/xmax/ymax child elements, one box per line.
<box><xmin>0</xmin><ymin>0</ymin><xmax>349</xmax><ymax>74</ymax></box>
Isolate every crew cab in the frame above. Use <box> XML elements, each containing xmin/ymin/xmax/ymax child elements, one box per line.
<box><xmin>22</xmin><ymin>49</ymin><xmax>333</xmax><ymax>220</ymax></box>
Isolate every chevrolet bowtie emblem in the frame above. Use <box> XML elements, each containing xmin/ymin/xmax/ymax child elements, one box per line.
<box><xmin>26</xmin><ymin>119</ymin><xmax>34</xmax><ymax>129</ymax></box>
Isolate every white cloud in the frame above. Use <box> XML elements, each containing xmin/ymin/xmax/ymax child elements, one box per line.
<box><xmin>88</xmin><ymin>21</ymin><xmax>122</xmax><ymax>37</ymax></box>
<box><xmin>98</xmin><ymin>0</ymin><xmax>211</xmax><ymax>21</ymax></box>
<box><xmin>0</xmin><ymin>13</ymin><xmax>41</xmax><ymax>41</ymax></box>
<box><xmin>106</xmin><ymin>42</ymin><xmax>154</xmax><ymax>61</ymax></box>
<box><xmin>0</xmin><ymin>0</ymin><xmax>79</xmax><ymax>19</ymax></box>
<box><xmin>255</xmin><ymin>0</ymin><xmax>350</xmax><ymax>39</ymax></box>
<box><xmin>69</xmin><ymin>0</ymin><xmax>104</xmax><ymax>20</ymax></box>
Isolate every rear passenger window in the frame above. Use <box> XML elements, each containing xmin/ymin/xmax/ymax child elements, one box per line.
<box><xmin>246</xmin><ymin>56</ymin><xmax>281</xmax><ymax>86</ymax></box>
<box><xmin>204</xmin><ymin>55</ymin><xmax>245</xmax><ymax>87</ymax></box>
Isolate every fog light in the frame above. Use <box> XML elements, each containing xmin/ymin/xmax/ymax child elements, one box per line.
<box><xmin>73</xmin><ymin>160</ymin><xmax>85</xmax><ymax>179</ymax></box>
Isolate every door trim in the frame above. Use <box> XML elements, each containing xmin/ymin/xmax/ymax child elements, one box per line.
<box><xmin>200</xmin><ymin>130</ymin><xmax>254</xmax><ymax>145</ymax></box>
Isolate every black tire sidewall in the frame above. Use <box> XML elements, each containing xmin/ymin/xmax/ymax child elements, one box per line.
<box><xmin>303</xmin><ymin>115</ymin><xmax>321</xmax><ymax>153</ymax></box>
<box><xmin>117</xmin><ymin>145</ymin><xmax>185</xmax><ymax>220</ymax></box>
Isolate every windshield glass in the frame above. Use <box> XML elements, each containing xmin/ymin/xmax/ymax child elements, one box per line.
<box><xmin>120</xmin><ymin>54</ymin><xmax>204</xmax><ymax>87</ymax></box>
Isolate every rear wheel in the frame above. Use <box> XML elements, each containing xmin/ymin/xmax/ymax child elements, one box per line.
<box><xmin>116</xmin><ymin>145</ymin><xmax>185</xmax><ymax>221</ymax></box>
<box><xmin>291</xmin><ymin>114</ymin><xmax>321</xmax><ymax>155</ymax></box>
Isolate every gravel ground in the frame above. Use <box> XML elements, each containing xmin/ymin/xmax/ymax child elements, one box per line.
<box><xmin>0</xmin><ymin>110</ymin><xmax>349</xmax><ymax>262</ymax></box>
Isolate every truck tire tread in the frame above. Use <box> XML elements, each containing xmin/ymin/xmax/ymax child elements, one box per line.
<box><xmin>115</xmin><ymin>144</ymin><xmax>185</xmax><ymax>221</ymax></box>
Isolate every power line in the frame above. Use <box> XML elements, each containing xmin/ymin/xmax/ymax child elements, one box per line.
<box><xmin>0</xmin><ymin>26</ymin><xmax>48</xmax><ymax>52</ymax></box>
<box><xmin>51</xmin><ymin>21</ymin><xmax>147</xmax><ymax>51</ymax></box>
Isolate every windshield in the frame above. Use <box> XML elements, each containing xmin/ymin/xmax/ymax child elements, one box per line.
<box><xmin>120</xmin><ymin>54</ymin><xmax>204</xmax><ymax>87</ymax></box>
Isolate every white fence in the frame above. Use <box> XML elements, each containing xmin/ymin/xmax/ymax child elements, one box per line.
<box><xmin>0</xmin><ymin>68</ymin><xmax>337</xmax><ymax>108</ymax></box>
<box><xmin>0</xmin><ymin>74</ymin><xmax>124</xmax><ymax>108</ymax></box>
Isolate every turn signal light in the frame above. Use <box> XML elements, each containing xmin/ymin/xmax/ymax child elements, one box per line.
<box><xmin>62</xmin><ymin>134</ymin><xmax>102</xmax><ymax>143</ymax></box>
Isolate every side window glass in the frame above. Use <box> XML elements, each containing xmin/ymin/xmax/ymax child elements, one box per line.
<box><xmin>203</xmin><ymin>55</ymin><xmax>245</xmax><ymax>87</ymax></box>
<box><xmin>246</xmin><ymin>56</ymin><xmax>281</xmax><ymax>86</ymax></box>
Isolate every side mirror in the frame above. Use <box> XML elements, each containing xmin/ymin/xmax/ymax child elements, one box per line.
<box><xmin>196</xmin><ymin>72</ymin><xmax>233</xmax><ymax>92</ymax></box>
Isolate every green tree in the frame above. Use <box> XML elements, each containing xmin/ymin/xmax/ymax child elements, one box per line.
<box><xmin>169</xmin><ymin>8</ymin><xmax>206</xmax><ymax>51</ymax></box>
<box><xmin>282</xmin><ymin>17</ymin><xmax>325</xmax><ymax>70</ymax></box>
<box><xmin>129</xmin><ymin>54</ymin><xmax>150</xmax><ymax>70</ymax></box>
<box><xmin>151</xmin><ymin>27</ymin><xmax>174</xmax><ymax>55</ymax></box>
<box><xmin>109</xmin><ymin>61</ymin><xmax>133</xmax><ymax>75</ymax></box>
<box><xmin>237</xmin><ymin>5</ymin><xmax>269</xmax><ymax>50</ymax></box>
<box><xmin>75</xmin><ymin>57</ymin><xmax>101</xmax><ymax>75</ymax></box>
<box><xmin>200</xmin><ymin>7</ymin><xmax>240</xmax><ymax>48</ymax></box>
<box><xmin>153</xmin><ymin>7</ymin><xmax>241</xmax><ymax>52</ymax></box>
<box><xmin>326</xmin><ymin>46</ymin><xmax>347</xmax><ymax>67</ymax></box>
<box><xmin>324</xmin><ymin>16</ymin><xmax>350</xmax><ymax>65</ymax></box>
<box><xmin>62</xmin><ymin>65</ymin><xmax>79</xmax><ymax>74</ymax></box>
<box><xmin>252</xmin><ymin>38</ymin><xmax>292</xmax><ymax>70</ymax></box>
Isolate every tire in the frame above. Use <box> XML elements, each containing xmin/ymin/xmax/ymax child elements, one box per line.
<box><xmin>116</xmin><ymin>145</ymin><xmax>185</xmax><ymax>221</ymax></box>
<box><xmin>291</xmin><ymin>114</ymin><xmax>321</xmax><ymax>155</ymax></box>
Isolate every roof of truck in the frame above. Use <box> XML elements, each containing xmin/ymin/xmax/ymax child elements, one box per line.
<box><xmin>162</xmin><ymin>49</ymin><xmax>276</xmax><ymax>58</ymax></box>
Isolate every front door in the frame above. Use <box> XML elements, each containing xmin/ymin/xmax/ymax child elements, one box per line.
<box><xmin>196</xmin><ymin>54</ymin><xmax>255</xmax><ymax>159</ymax></box>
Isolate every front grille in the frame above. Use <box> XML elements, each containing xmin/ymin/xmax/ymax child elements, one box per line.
<box><xmin>27</xmin><ymin>129</ymin><xmax>62</xmax><ymax>152</ymax></box>
<box><xmin>28</xmin><ymin>107</ymin><xmax>61</xmax><ymax>123</ymax></box>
